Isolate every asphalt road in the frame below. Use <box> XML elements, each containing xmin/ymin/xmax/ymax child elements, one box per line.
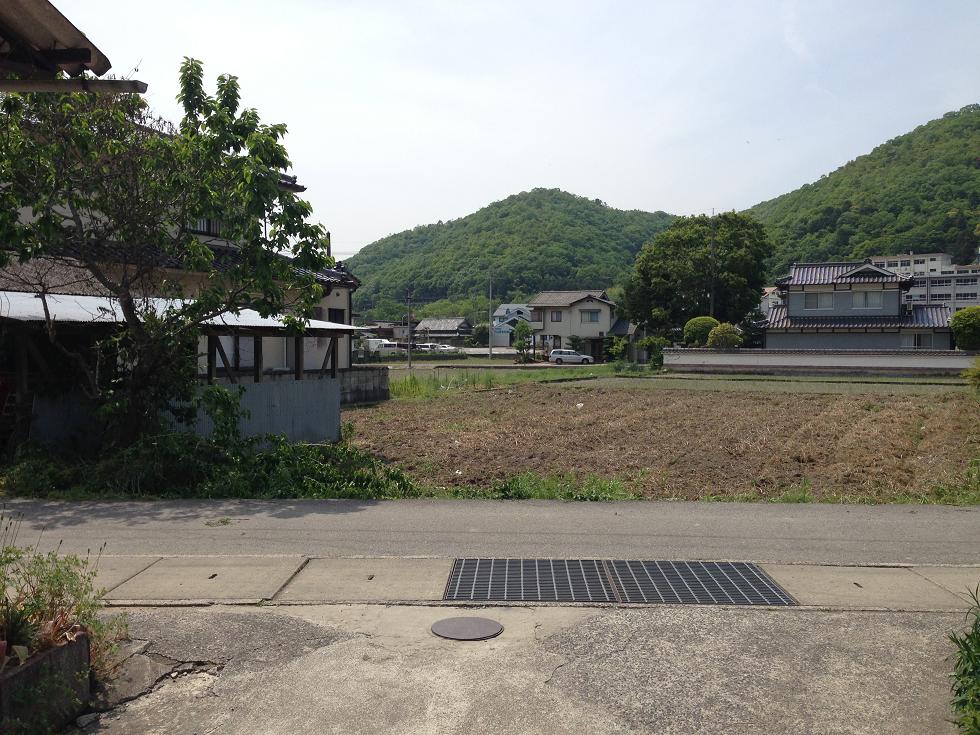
<box><xmin>10</xmin><ymin>499</ymin><xmax>979</xmax><ymax>565</ymax></box>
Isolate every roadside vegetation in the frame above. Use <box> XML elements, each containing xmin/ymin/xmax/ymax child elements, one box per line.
<box><xmin>1</xmin><ymin>513</ymin><xmax>126</xmax><ymax>733</ymax></box>
<box><xmin>949</xmin><ymin>587</ymin><xmax>980</xmax><ymax>734</ymax></box>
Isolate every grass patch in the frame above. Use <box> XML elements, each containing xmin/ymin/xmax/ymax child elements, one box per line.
<box><xmin>389</xmin><ymin>366</ymin><xmax>615</xmax><ymax>399</ymax></box>
<box><xmin>483</xmin><ymin>472</ymin><xmax>638</xmax><ymax>501</ymax></box>
<box><xmin>949</xmin><ymin>587</ymin><xmax>980</xmax><ymax>734</ymax></box>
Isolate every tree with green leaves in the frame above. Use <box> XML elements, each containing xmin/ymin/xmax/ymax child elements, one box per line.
<box><xmin>950</xmin><ymin>306</ymin><xmax>980</xmax><ymax>351</ymax></box>
<box><xmin>706</xmin><ymin>322</ymin><xmax>742</xmax><ymax>349</ymax></box>
<box><xmin>622</xmin><ymin>212</ymin><xmax>771</xmax><ymax>335</ymax></box>
<box><xmin>512</xmin><ymin>320</ymin><xmax>533</xmax><ymax>363</ymax></box>
<box><xmin>0</xmin><ymin>59</ymin><xmax>332</xmax><ymax>443</ymax></box>
<box><xmin>683</xmin><ymin>316</ymin><xmax>720</xmax><ymax>347</ymax></box>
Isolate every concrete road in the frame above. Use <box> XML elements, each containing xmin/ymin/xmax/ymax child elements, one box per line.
<box><xmin>86</xmin><ymin>604</ymin><xmax>963</xmax><ymax>735</ymax></box>
<box><xmin>12</xmin><ymin>499</ymin><xmax>979</xmax><ymax>565</ymax></box>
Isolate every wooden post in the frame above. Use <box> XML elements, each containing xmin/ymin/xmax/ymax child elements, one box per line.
<box><xmin>214</xmin><ymin>338</ymin><xmax>238</xmax><ymax>384</ymax></box>
<box><xmin>318</xmin><ymin>337</ymin><xmax>332</xmax><ymax>379</ymax></box>
<box><xmin>294</xmin><ymin>335</ymin><xmax>304</xmax><ymax>380</ymax></box>
<box><xmin>207</xmin><ymin>335</ymin><xmax>217</xmax><ymax>384</ymax></box>
<box><xmin>330</xmin><ymin>336</ymin><xmax>338</xmax><ymax>379</ymax></box>
<box><xmin>253</xmin><ymin>336</ymin><xmax>263</xmax><ymax>383</ymax></box>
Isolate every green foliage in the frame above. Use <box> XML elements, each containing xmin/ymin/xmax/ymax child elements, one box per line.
<box><xmin>963</xmin><ymin>358</ymin><xmax>980</xmax><ymax>391</ymax></box>
<box><xmin>487</xmin><ymin>472</ymin><xmax>637</xmax><ymax>501</ymax></box>
<box><xmin>706</xmin><ymin>322</ymin><xmax>743</xmax><ymax>349</ymax></box>
<box><xmin>749</xmin><ymin>105</ymin><xmax>980</xmax><ymax>273</ymax></box>
<box><xmin>605</xmin><ymin>335</ymin><xmax>629</xmax><ymax>361</ymax></box>
<box><xmin>737</xmin><ymin>307</ymin><xmax>767</xmax><ymax>348</ymax></box>
<box><xmin>623</xmin><ymin>212</ymin><xmax>771</xmax><ymax>333</ymax></box>
<box><xmin>349</xmin><ymin>189</ymin><xmax>673</xmax><ymax>320</ymax></box>
<box><xmin>512</xmin><ymin>320</ymin><xmax>533</xmax><ymax>363</ymax></box>
<box><xmin>467</xmin><ymin>323</ymin><xmax>489</xmax><ymax>347</ymax></box>
<box><xmin>951</xmin><ymin>307</ymin><xmax>980</xmax><ymax>351</ymax></box>
<box><xmin>637</xmin><ymin>335</ymin><xmax>669</xmax><ymax>369</ymax></box>
<box><xmin>683</xmin><ymin>316</ymin><xmax>720</xmax><ymax>347</ymax></box>
<box><xmin>568</xmin><ymin>335</ymin><xmax>585</xmax><ymax>352</ymax></box>
<box><xmin>949</xmin><ymin>587</ymin><xmax>980</xmax><ymax>734</ymax></box>
<box><xmin>0</xmin><ymin>521</ymin><xmax>126</xmax><ymax>680</ymax></box>
<box><xmin>0</xmin><ymin>59</ymin><xmax>332</xmax><ymax>443</ymax></box>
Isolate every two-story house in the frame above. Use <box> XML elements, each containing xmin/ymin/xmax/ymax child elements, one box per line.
<box><xmin>528</xmin><ymin>290</ymin><xmax>616</xmax><ymax>361</ymax></box>
<box><xmin>765</xmin><ymin>260</ymin><xmax>952</xmax><ymax>350</ymax></box>
<box><xmin>491</xmin><ymin>303</ymin><xmax>531</xmax><ymax>347</ymax></box>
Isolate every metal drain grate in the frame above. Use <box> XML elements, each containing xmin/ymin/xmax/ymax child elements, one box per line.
<box><xmin>444</xmin><ymin>559</ymin><xmax>796</xmax><ymax>606</ymax></box>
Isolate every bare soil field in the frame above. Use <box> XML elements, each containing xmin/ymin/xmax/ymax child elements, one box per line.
<box><xmin>347</xmin><ymin>382</ymin><xmax>979</xmax><ymax>501</ymax></box>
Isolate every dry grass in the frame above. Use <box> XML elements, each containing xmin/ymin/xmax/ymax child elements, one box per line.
<box><xmin>347</xmin><ymin>383</ymin><xmax>979</xmax><ymax>502</ymax></box>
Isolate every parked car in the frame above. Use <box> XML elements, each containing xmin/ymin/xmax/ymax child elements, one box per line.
<box><xmin>414</xmin><ymin>342</ymin><xmax>437</xmax><ymax>352</ymax></box>
<box><xmin>435</xmin><ymin>344</ymin><xmax>457</xmax><ymax>353</ymax></box>
<box><xmin>364</xmin><ymin>338</ymin><xmax>406</xmax><ymax>356</ymax></box>
<box><xmin>548</xmin><ymin>348</ymin><xmax>593</xmax><ymax>365</ymax></box>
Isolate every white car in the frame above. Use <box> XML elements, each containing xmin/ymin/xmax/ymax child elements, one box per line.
<box><xmin>548</xmin><ymin>348</ymin><xmax>593</xmax><ymax>365</ymax></box>
<box><xmin>435</xmin><ymin>344</ymin><xmax>457</xmax><ymax>353</ymax></box>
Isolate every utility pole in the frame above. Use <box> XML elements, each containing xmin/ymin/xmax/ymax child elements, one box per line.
<box><xmin>708</xmin><ymin>208</ymin><xmax>717</xmax><ymax>318</ymax></box>
<box><xmin>488</xmin><ymin>272</ymin><xmax>493</xmax><ymax>361</ymax></box>
<box><xmin>406</xmin><ymin>288</ymin><xmax>413</xmax><ymax>369</ymax></box>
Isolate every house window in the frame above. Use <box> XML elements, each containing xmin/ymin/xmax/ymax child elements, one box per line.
<box><xmin>188</xmin><ymin>218</ymin><xmax>223</xmax><ymax>236</ymax></box>
<box><xmin>873</xmin><ymin>262</ymin><xmax>885</xmax><ymax>268</ymax></box>
<box><xmin>886</xmin><ymin>261</ymin><xmax>899</xmax><ymax>267</ymax></box>
<box><xmin>901</xmin><ymin>333</ymin><xmax>934</xmax><ymax>349</ymax></box>
<box><xmin>580</xmin><ymin>310</ymin><xmax>600</xmax><ymax>323</ymax></box>
<box><xmin>930</xmin><ymin>293</ymin><xmax>951</xmax><ymax>301</ymax></box>
<box><xmin>912</xmin><ymin>279</ymin><xmax>927</xmax><ymax>287</ymax></box>
<box><xmin>328</xmin><ymin>308</ymin><xmax>346</xmax><ymax>324</ymax></box>
<box><xmin>900</xmin><ymin>260</ymin><xmax>911</xmax><ymax>267</ymax></box>
<box><xmin>913</xmin><ymin>259</ymin><xmax>925</xmax><ymax>265</ymax></box>
<box><xmin>550</xmin><ymin>310</ymin><xmax>563</xmax><ymax>323</ymax></box>
<box><xmin>803</xmin><ymin>292</ymin><xmax>833</xmax><ymax>310</ymax></box>
<box><xmin>852</xmin><ymin>291</ymin><xmax>882</xmax><ymax>308</ymax></box>
<box><xmin>931</xmin><ymin>279</ymin><xmax>951</xmax><ymax>287</ymax></box>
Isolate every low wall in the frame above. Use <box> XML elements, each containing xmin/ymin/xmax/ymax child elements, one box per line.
<box><xmin>33</xmin><ymin>379</ymin><xmax>343</xmax><ymax>446</ymax></box>
<box><xmin>664</xmin><ymin>348</ymin><xmax>976</xmax><ymax>376</ymax></box>
<box><xmin>339</xmin><ymin>366</ymin><xmax>389</xmax><ymax>405</ymax></box>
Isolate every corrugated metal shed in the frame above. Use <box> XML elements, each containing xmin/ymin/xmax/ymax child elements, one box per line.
<box><xmin>766</xmin><ymin>304</ymin><xmax>950</xmax><ymax>330</ymax></box>
<box><xmin>0</xmin><ymin>290</ymin><xmax>365</xmax><ymax>334</ymax></box>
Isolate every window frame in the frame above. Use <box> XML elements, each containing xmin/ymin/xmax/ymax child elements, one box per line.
<box><xmin>550</xmin><ymin>310</ymin><xmax>563</xmax><ymax>323</ymax></box>
<box><xmin>580</xmin><ymin>309</ymin><xmax>600</xmax><ymax>323</ymax></box>
<box><xmin>852</xmin><ymin>290</ymin><xmax>882</xmax><ymax>309</ymax></box>
<box><xmin>803</xmin><ymin>291</ymin><xmax>833</xmax><ymax>310</ymax></box>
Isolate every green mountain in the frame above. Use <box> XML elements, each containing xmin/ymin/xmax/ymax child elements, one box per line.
<box><xmin>346</xmin><ymin>188</ymin><xmax>674</xmax><ymax>321</ymax></box>
<box><xmin>748</xmin><ymin>104</ymin><xmax>980</xmax><ymax>275</ymax></box>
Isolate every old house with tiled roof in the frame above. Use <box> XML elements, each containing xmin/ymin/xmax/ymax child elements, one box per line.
<box><xmin>765</xmin><ymin>260</ymin><xmax>952</xmax><ymax>350</ymax></box>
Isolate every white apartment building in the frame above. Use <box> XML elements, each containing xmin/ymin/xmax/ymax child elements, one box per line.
<box><xmin>870</xmin><ymin>251</ymin><xmax>980</xmax><ymax>312</ymax></box>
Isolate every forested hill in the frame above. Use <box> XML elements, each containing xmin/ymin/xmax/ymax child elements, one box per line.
<box><xmin>748</xmin><ymin>104</ymin><xmax>980</xmax><ymax>275</ymax></box>
<box><xmin>346</xmin><ymin>188</ymin><xmax>673</xmax><ymax>320</ymax></box>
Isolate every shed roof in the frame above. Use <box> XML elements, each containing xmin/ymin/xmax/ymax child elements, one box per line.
<box><xmin>0</xmin><ymin>0</ymin><xmax>111</xmax><ymax>77</ymax></box>
<box><xmin>765</xmin><ymin>304</ymin><xmax>950</xmax><ymax>330</ymax></box>
<box><xmin>528</xmin><ymin>290</ymin><xmax>613</xmax><ymax>307</ymax></box>
<box><xmin>0</xmin><ymin>290</ymin><xmax>366</xmax><ymax>335</ymax></box>
<box><xmin>608</xmin><ymin>317</ymin><xmax>637</xmax><ymax>337</ymax></box>
<box><xmin>415</xmin><ymin>317</ymin><xmax>472</xmax><ymax>332</ymax></box>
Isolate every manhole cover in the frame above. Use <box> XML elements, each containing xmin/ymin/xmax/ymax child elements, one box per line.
<box><xmin>431</xmin><ymin>616</ymin><xmax>504</xmax><ymax>641</ymax></box>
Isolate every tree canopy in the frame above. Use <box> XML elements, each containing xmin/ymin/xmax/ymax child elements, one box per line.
<box><xmin>347</xmin><ymin>188</ymin><xmax>673</xmax><ymax>321</ymax></box>
<box><xmin>749</xmin><ymin>104</ymin><xmax>980</xmax><ymax>274</ymax></box>
<box><xmin>0</xmin><ymin>59</ymin><xmax>331</xmax><ymax>441</ymax></box>
<box><xmin>622</xmin><ymin>212</ymin><xmax>771</xmax><ymax>334</ymax></box>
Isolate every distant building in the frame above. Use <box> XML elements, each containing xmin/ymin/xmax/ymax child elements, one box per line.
<box><xmin>414</xmin><ymin>317</ymin><xmax>473</xmax><ymax>344</ymax></box>
<box><xmin>528</xmin><ymin>290</ymin><xmax>616</xmax><ymax>361</ymax></box>
<box><xmin>869</xmin><ymin>251</ymin><xmax>980</xmax><ymax>312</ymax></box>
<box><xmin>491</xmin><ymin>303</ymin><xmax>531</xmax><ymax>347</ymax></box>
<box><xmin>764</xmin><ymin>260</ymin><xmax>952</xmax><ymax>350</ymax></box>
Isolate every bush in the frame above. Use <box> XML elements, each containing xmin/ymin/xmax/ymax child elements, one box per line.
<box><xmin>949</xmin><ymin>587</ymin><xmax>980</xmax><ymax>733</ymax></box>
<box><xmin>683</xmin><ymin>316</ymin><xmax>720</xmax><ymax>346</ymax></box>
<box><xmin>706</xmin><ymin>322</ymin><xmax>743</xmax><ymax>349</ymax></box>
<box><xmin>1</xmin><ymin>514</ymin><xmax>126</xmax><ymax>680</ymax></box>
<box><xmin>637</xmin><ymin>336</ymin><xmax>669</xmax><ymax>369</ymax></box>
<box><xmin>952</xmin><ymin>306</ymin><xmax>980</xmax><ymax>350</ymax></box>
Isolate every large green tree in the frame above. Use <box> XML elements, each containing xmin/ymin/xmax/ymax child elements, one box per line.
<box><xmin>0</xmin><ymin>59</ymin><xmax>332</xmax><ymax>442</ymax></box>
<box><xmin>621</xmin><ymin>212</ymin><xmax>771</xmax><ymax>334</ymax></box>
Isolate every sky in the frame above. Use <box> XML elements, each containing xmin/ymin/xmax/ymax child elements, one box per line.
<box><xmin>61</xmin><ymin>0</ymin><xmax>980</xmax><ymax>260</ymax></box>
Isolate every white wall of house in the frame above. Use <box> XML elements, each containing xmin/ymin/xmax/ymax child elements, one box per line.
<box><xmin>530</xmin><ymin>297</ymin><xmax>615</xmax><ymax>347</ymax></box>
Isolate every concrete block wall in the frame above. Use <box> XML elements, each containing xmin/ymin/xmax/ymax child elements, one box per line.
<box><xmin>339</xmin><ymin>366</ymin><xmax>389</xmax><ymax>406</ymax></box>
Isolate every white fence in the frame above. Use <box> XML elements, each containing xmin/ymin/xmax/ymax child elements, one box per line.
<box><xmin>663</xmin><ymin>348</ymin><xmax>976</xmax><ymax>376</ymax></box>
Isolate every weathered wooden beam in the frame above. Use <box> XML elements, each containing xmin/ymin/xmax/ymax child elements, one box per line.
<box><xmin>318</xmin><ymin>338</ymin><xmax>333</xmax><ymax>379</ymax></box>
<box><xmin>0</xmin><ymin>78</ymin><xmax>148</xmax><ymax>94</ymax></box>
<box><xmin>294</xmin><ymin>335</ymin><xmax>304</xmax><ymax>380</ymax></box>
<box><xmin>207</xmin><ymin>336</ymin><xmax>217</xmax><ymax>385</ymax></box>
<box><xmin>253</xmin><ymin>336</ymin><xmax>263</xmax><ymax>383</ymax></box>
<box><xmin>214</xmin><ymin>338</ymin><xmax>238</xmax><ymax>384</ymax></box>
<box><xmin>331</xmin><ymin>336</ymin><xmax>338</xmax><ymax>379</ymax></box>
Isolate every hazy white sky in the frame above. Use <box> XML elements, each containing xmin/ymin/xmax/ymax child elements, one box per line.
<box><xmin>61</xmin><ymin>1</ymin><xmax>980</xmax><ymax>259</ymax></box>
